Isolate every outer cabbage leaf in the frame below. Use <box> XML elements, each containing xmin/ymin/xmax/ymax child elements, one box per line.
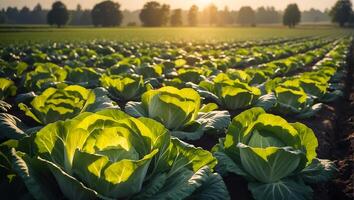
<box><xmin>0</xmin><ymin>113</ymin><xmax>28</xmax><ymax>140</ymax></box>
<box><xmin>248</xmin><ymin>178</ymin><xmax>313</xmax><ymax>200</ymax></box>
<box><xmin>0</xmin><ymin>78</ymin><xmax>17</xmax><ymax>100</ymax></box>
<box><xmin>65</xmin><ymin>66</ymin><xmax>101</xmax><ymax>88</ymax></box>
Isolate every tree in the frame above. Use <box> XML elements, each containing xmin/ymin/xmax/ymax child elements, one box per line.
<box><xmin>139</xmin><ymin>1</ymin><xmax>170</xmax><ymax>27</ymax></box>
<box><xmin>80</xmin><ymin>10</ymin><xmax>92</xmax><ymax>25</ymax></box>
<box><xmin>283</xmin><ymin>4</ymin><xmax>301</xmax><ymax>28</ymax></box>
<box><xmin>330</xmin><ymin>0</ymin><xmax>352</xmax><ymax>27</ymax></box>
<box><xmin>237</xmin><ymin>6</ymin><xmax>255</xmax><ymax>26</ymax></box>
<box><xmin>32</xmin><ymin>3</ymin><xmax>46</xmax><ymax>24</ymax></box>
<box><xmin>256</xmin><ymin>6</ymin><xmax>281</xmax><ymax>24</ymax></box>
<box><xmin>70</xmin><ymin>4</ymin><xmax>83</xmax><ymax>25</ymax></box>
<box><xmin>161</xmin><ymin>4</ymin><xmax>170</xmax><ymax>26</ymax></box>
<box><xmin>6</xmin><ymin>7</ymin><xmax>19</xmax><ymax>24</ymax></box>
<box><xmin>218</xmin><ymin>6</ymin><xmax>233</xmax><ymax>26</ymax></box>
<box><xmin>19</xmin><ymin>7</ymin><xmax>31</xmax><ymax>24</ymax></box>
<box><xmin>47</xmin><ymin>1</ymin><xmax>69</xmax><ymax>27</ymax></box>
<box><xmin>170</xmin><ymin>9</ymin><xmax>182</xmax><ymax>26</ymax></box>
<box><xmin>188</xmin><ymin>5</ymin><xmax>198</xmax><ymax>26</ymax></box>
<box><xmin>91</xmin><ymin>1</ymin><xmax>123</xmax><ymax>27</ymax></box>
<box><xmin>302</xmin><ymin>8</ymin><xmax>330</xmax><ymax>23</ymax></box>
<box><xmin>0</xmin><ymin>9</ymin><xmax>5</xmax><ymax>24</ymax></box>
<box><xmin>205</xmin><ymin>3</ymin><xmax>218</xmax><ymax>25</ymax></box>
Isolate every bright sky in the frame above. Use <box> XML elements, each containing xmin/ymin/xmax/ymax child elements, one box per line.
<box><xmin>0</xmin><ymin>0</ymin><xmax>337</xmax><ymax>11</ymax></box>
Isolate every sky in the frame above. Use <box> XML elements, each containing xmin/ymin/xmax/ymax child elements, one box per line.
<box><xmin>0</xmin><ymin>0</ymin><xmax>338</xmax><ymax>11</ymax></box>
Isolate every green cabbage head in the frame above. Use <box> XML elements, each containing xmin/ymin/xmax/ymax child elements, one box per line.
<box><xmin>273</xmin><ymin>84</ymin><xmax>322</xmax><ymax>118</ymax></box>
<box><xmin>200</xmin><ymin>73</ymin><xmax>261</xmax><ymax>110</ymax></box>
<box><xmin>11</xmin><ymin>109</ymin><xmax>229</xmax><ymax>200</ymax></box>
<box><xmin>100</xmin><ymin>74</ymin><xmax>148</xmax><ymax>101</ymax></box>
<box><xmin>23</xmin><ymin>63</ymin><xmax>67</xmax><ymax>92</ymax></box>
<box><xmin>213</xmin><ymin>107</ymin><xmax>336</xmax><ymax>200</ymax></box>
<box><xmin>19</xmin><ymin>85</ymin><xmax>117</xmax><ymax>124</ymax></box>
<box><xmin>141</xmin><ymin>86</ymin><xmax>200</xmax><ymax>130</ymax></box>
<box><xmin>125</xmin><ymin>86</ymin><xmax>231</xmax><ymax>140</ymax></box>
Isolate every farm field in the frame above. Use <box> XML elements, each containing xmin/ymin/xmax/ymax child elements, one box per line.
<box><xmin>0</xmin><ymin>26</ymin><xmax>353</xmax><ymax>43</ymax></box>
<box><xmin>0</xmin><ymin>27</ymin><xmax>353</xmax><ymax>200</ymax></box>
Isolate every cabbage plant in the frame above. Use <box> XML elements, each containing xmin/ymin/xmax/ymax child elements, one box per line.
<box><xmin>0</xmin><ymin>78</ymin><xmax>17</xmax><ymax>100</ymax></box>
<box><xmin>0</xmin><ymin>61</ymin><xmax>28</xmax><ymax>79</ymax></box>
<box><xmin>18</xmin><ymin>85</ymin><xmax>118</xmax><ymax>124</ymax></box>
<box><xmin>199</xmin><ymin>74</ymin><xmax>262</xmax><ymax>110</ymax></box>
<box><xmin>23</xmin><ymin>63</ymin><xmax>67</xmax><ymax>92</ymax></box>
<box><xmin>177</xmin><ymin>68</ymin><xmax>209</xmax><ymax>84</ymax></box>
<box><xmin>65</xmin><ymin>66</ymin><xmax>101</xmax><ymax>88</ymax></box>
<box><xmin>101</xmin><ymin>74</ymin><xmax>149</xmax><ymax>101</ymax></box>
<box><xmin>213</xmin><ymin>107</ymin><xmax>336</xmax><ymax>200</ymax></box>
<box><xmin>10</xmin><ymin>109</ymin><xmax>229</xmax><ymax>200</ymax></box>
<box><xmin>298</xmin><ymin>71</ymin><xmax>343</xmax><ymax>102</ymax></box>
<box><xmin>136</xmin><ymin>63</ymin><xmax>163</xmax><ymax>79</ymax></box>
<box><xmin>272</xmin><ymin>85</ymin><xmax>322</xmax><ymax>118</ymax></box>
<box><xmin>125</xmin><ymin>86</ymin><xmax>230</xmax><ymax>140</ymax></box>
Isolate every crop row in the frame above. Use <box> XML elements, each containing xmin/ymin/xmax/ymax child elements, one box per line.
<box><xmin>0</xmin><ymin>36</ymin><xmax>352</xmax><ymax>200</ymax></box>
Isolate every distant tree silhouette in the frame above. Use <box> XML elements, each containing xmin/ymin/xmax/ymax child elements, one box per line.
<box><xmin>80</xmin><ymin>10</ymin><xmax>92</xmax><ymax>25</ymax></box>
<box><xmin>188</xmin><ymin>5</ymin><xmax>198</xmax><ymax>26</ymax></box>
<box><xmin>70</xmin><ymin>4</ymin><xmax>83</xmax><ymax>25</ymax></box>
<box><xmin>171</xmin><ymin>9</ymin><xmax>182</xmax><ymax>26</ymax></box>
<box><xmin>330</xmin><ymin>0</ymin><xmax>352</xmax><ymax>27</ymax></box>
<box><xmin>161</xmin><ymin>4</ymin><xmax>170</xmax><ymax>26</ymax></box>
<box><xmin>0</xmin><ymin>10</ymin><xmax>5</xmax><ymax>24</ymax></box>
<box><xmin>6</xmin><ymin>7</ymin><xmax>19</xmax><ymax>24</ymax></box>
<box><xmin>350</xmin><ymin>12</ymin><xmax>354</xmax><ymax>24</ymax></box>
<box><xmin>218</xmin><ymin>6</ymin><xmax>233</xmax><ymax>26</ymax></box>
<box><xmin>47</xmin><ymin>1</ymin><xmax>69</xmax><ymax>27</ymax></box>
<box><xmin>237</xmin><ymin>6</ymin><xmax>255</xmax><ymax>26</ymax></box>
<box><xmin>302</xmin><ymin>8</ymin><xmax>330</xmax><ymax>23</ymax></box>
<box><xmin>91</xmin><ymin>1</ymin><xmax>123</xmax><ymax>27</ymax></box>
<box><xmin>283</xmin><ymin>4</ymin><xmax>301</xmax><ymax>28</ymax></box>
<box><xmin>205</xmin><ymin>4</ymin><xmax>218</xmax><ymax>25</ymax></box>
<box><xmin>256</xmin><ymin>7</ymin><xmax>281</xmax><ymax>24</ymax></box>
<box><xmin>32</xmin><ymin>4</ymin><xmax>46</xmax><ymax>24</ymax></box>
<box><xmin>19</xmin><ymin>7</ymin><xmax>31</xmax><ymax>24</ymax></box>
<box><xmin>140</xmin><ymin>1</ymin><xmax>170</xmax><ymax>26</ymax></box>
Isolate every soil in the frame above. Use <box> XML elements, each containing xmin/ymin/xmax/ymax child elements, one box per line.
<box><xmin>224</xmin><ymin>173</ymin><xmax>254</xmax><ymax>200</ymax></box>
<box><xmin>187</xmin><ymin>133</ymin><xmax>219</xmax><ymax>151</ymax></box>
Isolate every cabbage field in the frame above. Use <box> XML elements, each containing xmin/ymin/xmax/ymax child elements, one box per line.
<box><xmin>0</xmin><ymin>29</ymin><xmax>353</xmax><ymax>200</ymax></box>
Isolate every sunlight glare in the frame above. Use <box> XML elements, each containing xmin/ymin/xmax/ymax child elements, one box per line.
<box><xmin>194</xmin><ymin>0</ymin><xmax>214</xmax><ymax>7</ymax></box>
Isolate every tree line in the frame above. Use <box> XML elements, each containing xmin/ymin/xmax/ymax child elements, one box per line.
<box><xmin>0</xmin><ymin>0</ymin><xmax>352</xmax><ymax>27</ymax></box>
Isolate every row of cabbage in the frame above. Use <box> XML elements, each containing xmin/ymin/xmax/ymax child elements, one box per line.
<box><xmin>0</xmin><ymin>36</ymin><xmax>351</xmax><ymax>200</ymax></box>
<box><xmin>0</xmin><ymin>37</ymin><xmax>335</xmax><ymax>95</ymax></box>
<box><xmin>0</xmin><ymin>39</ymin><xmax>339</xmax><ymax>130</ymax></box>
<box><xmin>0</xmin><ymin>36</ymin><xmax>331</xmax><ymax>79</ymax></box>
